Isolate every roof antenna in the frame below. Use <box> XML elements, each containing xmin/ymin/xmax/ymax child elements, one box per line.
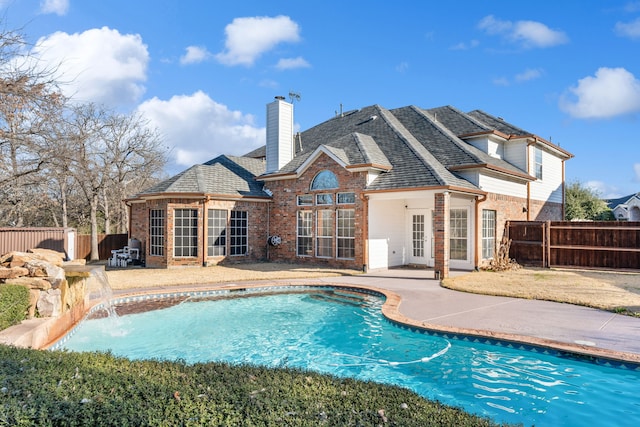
<box><xmin>289</xmin><ymin>91</ymin><xmax>301</xmax><ymax>104</ymax></box>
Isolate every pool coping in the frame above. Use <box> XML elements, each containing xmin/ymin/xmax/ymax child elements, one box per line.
<box><xmin>46</xmin><ymin>281</ymin><xmax>640</xmax><ymax>369</ymax></box>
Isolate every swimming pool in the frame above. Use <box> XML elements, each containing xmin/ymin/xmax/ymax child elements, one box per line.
<box><xmin>56</xmin><ymin>286</ymin><xmax>640</xmax><ymax>426</ymax></box>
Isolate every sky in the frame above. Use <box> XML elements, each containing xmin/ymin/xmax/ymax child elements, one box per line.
<box><xmin>1</xmin><ymin>0</ymin><xmax>639</xmax><ymax>199</ymax></box>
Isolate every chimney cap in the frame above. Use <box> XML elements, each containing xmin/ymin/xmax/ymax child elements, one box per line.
<box><xmin>274</xmin><ymin>95</ymin><xmax>285</xmax><ymax>100</ymax></box>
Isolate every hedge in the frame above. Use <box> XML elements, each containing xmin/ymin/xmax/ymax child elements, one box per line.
<box><xmin>0</xmin><ymin>284</ymin><xmax>30</xmax><ymax>331</ymax></box>
<box><xmin>0</xmin><ymin>345</ymin><xmax>517</xmax><ymax>426</ymax></box>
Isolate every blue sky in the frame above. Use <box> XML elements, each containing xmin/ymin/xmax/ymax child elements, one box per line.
<box><xmin>2</xmin><ymin>0</ymin><xmax>640</xmax><ymax>198</ymax></box>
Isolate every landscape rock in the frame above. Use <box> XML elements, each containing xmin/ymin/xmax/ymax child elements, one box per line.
<box><xmin>27</xmin><ymin>248</ymin><xmax>65</xmax><ymax>266</ymax></box>
<box><xmin>0</xmin><ymin>266</ymin><xmax>29</xmax><ymax>279</ymax></box>
<box><xmin>37</xmin><ymin>289</ymin><xmax>62</xmax><ymax>317</ymax></box>
<box><xmin>24</xmin><ymin>260</ymin><xmax>65</xmax><ymax>288</ymax></box>
<box><xmin>4</xmin><ymin>276</ymin><xmax>52</xmax><ymax>291</ymax></box>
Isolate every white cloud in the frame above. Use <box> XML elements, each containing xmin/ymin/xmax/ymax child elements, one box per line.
<box><xmin>493</xmin><ymin>68</ymin><xmax>543</xmax><ymax>86</ymax></box>
<box><xmin>450</xmin><ymin>40</ymin><xmax>479</xmax><ymax>50</ymax></box>
<box><xmin>32</xmin><ymin>27</ymin><xmax>149</xmax><ymax>107</ymax></box>
<box><xmin>559</xmin><ymin>67</ymin><xmax>640</xmax><ymax>119</ymax></box>
<box><xmin>478</xmin><ymin>15</ymin><xmax>568</xmax><ymax>48</ymax></box>
<box><xmin>395</xmin><ymin>61</ymin><xmax>409</xmax><ymax>73</ymax></box>
<box><xmin>137</xmin><ymin>91</ymin><xmax>265</xmax><ymax>170</ymax></box>
<box><xmin>515</xmin><ymin>68</ymin><xmax>544</xmax><ymax>82</ymax></box>
<box><xmin>615</xmin><ymin>17</ymin><xmax>640</xmax><ymax>39</ymax></box>
<box><xmin>275</xmin><ymin>56</ymin><xmax>310</xmax><ymax>70</ymax></box>
<box><xmin>180</xmin><ymin>46</ymin><xmax>211</xmax><ymax>65</ymax></box>
<box><xmin>215</xmin><ymin>15</ymin><xmax>301</xmax><ymax>66</ymax></box>
<box><xmin>492</xmin><ymin>77</ymin><xmax>510</xmax><ymax>86</ymax></box>
<box><xmin>40</xmin><ymin>0</ymin><xmax>69</xmax><ymax>15</ymax></box>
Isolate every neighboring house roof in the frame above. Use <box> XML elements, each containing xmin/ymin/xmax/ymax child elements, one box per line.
<box><xmin>134</xmin><ymin>155</ymin><xmax>268</xmax><ymax>199</ymax></box>
<box><xmin>606</xmin><ymin>192</ymin><xmax>640</xmax><ymax>210</ymax></box>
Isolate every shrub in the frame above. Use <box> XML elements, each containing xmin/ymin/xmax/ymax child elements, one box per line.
<box><xmin>0</xmin><ymin>345</ymin><xmax>517</xmax><ymax>426</ymax></box>
<box><xmin>0</xmin><ymin>284</ymin><xmax>30</xmax><ymax>331</ymax></box>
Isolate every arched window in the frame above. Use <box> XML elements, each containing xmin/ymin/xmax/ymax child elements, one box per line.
<box><xmin>310</xmin><ymin>170</ymin><xmax>338</xmax><ymax>190</ymax></box>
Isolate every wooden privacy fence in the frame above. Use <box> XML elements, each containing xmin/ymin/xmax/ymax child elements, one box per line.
<box><xmin>507</xmin><ymin>221</ymin><xmax>640</xmax><ymax>270</ymax></box>
<box><xmin>76</xmin><ymin>233</ymin><xmax>128</xmax><ymax>260</ymax></box>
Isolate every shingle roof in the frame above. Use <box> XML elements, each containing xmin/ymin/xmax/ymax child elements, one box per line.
<box><xmin>277</xmin><ymin>132</ymin><xmax>392</xmax><ymax>173</ymax></box>
<box><xmin>136</xmin><ymin>103</ymin><xmax>560</xmax><ymax>199</ymax></box>
<box><xmin>466</xmin><ymin>109</ymin><xmax>531</xmax><ymax>136</ymax></box>
<box><xmin>138</xmin><ymin>155</ymin><xmax>268</xmax><ymax>198</ymax></box>
<box><xmin>606</xmin><ymin>192</ymin><xmax>640</xmax><ymax>209</ymax></box>
<box><xmin>392</xmin><ymin>106</ymin><xmax>532</xmax><ymax>179</ymax></box>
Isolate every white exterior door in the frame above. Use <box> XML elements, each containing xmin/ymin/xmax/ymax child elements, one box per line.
<box><xmin>408</xmin><ymin>210</ymin><xmax>432</xmax><ymax>266</ymax></box>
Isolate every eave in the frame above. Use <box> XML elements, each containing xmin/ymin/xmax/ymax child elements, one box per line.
<box><xmin>125</xmin><ymin>192</ymin><xmax>272</xmax><ymax>203</ymax></box>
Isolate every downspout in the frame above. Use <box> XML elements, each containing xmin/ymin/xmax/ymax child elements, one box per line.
<box><xmin>526</xmin><ymin>138</ymin><xmax>536</xmax><ymax>221</ymax></box>
<box><xmin>361</xmin><ymin>193</ymin><xmax>369</xmax><ymax>272</ymax></box>
<box><xmin>474</xmin><ymin>193</ymin><xmax>487</xmax><ymax>270</ymax></box>
<box><xmin>561</xmin><ymin>160</ymin><xmax>566</xmax><ymax>220</ymax></box>
<box><xmin>202</xmin><ymin>196</ymin><xmax>208</xmax><ymax>266</ymax></box>
<box><xmin>266</xmin><ymin>201</ymin><xmax>270</xmax><ymax>261</ymax></box>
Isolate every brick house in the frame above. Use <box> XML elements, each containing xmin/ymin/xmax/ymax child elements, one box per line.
<box><xmin>126</xmin><ymin>97</ymin><xmax>572</xmax><ymax>277</ymax></box>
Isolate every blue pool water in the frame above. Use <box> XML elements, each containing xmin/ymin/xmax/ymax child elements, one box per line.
<box><xmin>58</xmin><ymin>288</ymin><xmax>640</xmax><ymax>426</ymax></box>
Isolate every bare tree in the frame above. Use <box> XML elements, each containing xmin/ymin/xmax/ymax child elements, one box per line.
<box><xmin>0</xmin><ymin>24</ymin><xmax>66</xmax><ymax>226</ymax></box>
<box><xmin>60</xmin><ymin>103</ymin><xmax>166</xmax><ymax>260</ymax></box>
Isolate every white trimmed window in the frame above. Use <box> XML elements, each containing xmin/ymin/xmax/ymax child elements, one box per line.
<box><xmin>174</xmin><ymin>208</ymin><xmax>198</xmax><ymax>257</ymax></box>
<box><xmin>535</xmin><ymin>146</ymin><xmax>543</xmax><ymax>180</ymax></box>
<box><xmin>229</xmin><ymin>211</ymin><xmax>247</xmax><ymax>256</ymax></box>
<box><xmin>297</xmin><ymin>194</ymin><xmax>313</xmax><ymax>206</ymax></box>
<box><xmin>482</xmin><ymin>209</ymin><xmax>496</xmax><ymax>259</ymax></box>
<box><xmin>337</xmin><ymin>209</ymin><xmax>355</xmax><ymax>259</ymax></box>
<box><xmin>207</xmin><ymin>209</ymin><xmax>226</xmax><ymax>256</ymax></box>
<box><xmin>316</xmin><ymin>193</ymin><xmax>333</xmax><ymax>205</ymax></box>
<box><xmin>149</xmin><ymin>209</ymin><xmax>164</xmax><ymax>256</ymax></box>
<box><xmin>337</xmin><ymin>192</ymin><xmax>355</xmax><ymax>204</ymax></box>
<box><xmin>316</xmin><ymin>210</ymin><xmax>333</xmax><ymax>257</ymax></box>
<box><xmin>297</xmin><ymin>211</ymin><xmax>313</xmax><ymax>256</ymax></box>
<box><xmin>450</xmin><ymin>209</ymin><xmax>467</xmax><ymax>260</ymax></box>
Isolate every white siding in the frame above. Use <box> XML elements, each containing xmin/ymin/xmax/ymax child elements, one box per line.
<box><xmin>504</xmin><ymin>139</ymin><xmax>528</xmax><ymax>170</ymax></box>
<box><xmin>529</xmin><ymin>146</ymin><xmax>564</xmax><ymax>203</ymax></box>
<box><xmin>478</xmin><ymin>173</ymin><xmax>527</xmax><ymax>198</ymax></box>
<box><xmin>456</xmin><ymin>170</ymin><xmax>479</xmax><ymax>187</ymax></box>
<box><xmin>487</xmin><ymin>138</ymin><xmax>504</xmax><ymax>159</ymax></box>
<box><xmin>368</xmin><ymin>198</ymin><xmax>406</xmax><ymax>269</ymax></box>
<box><xmin>466</xmin><ymin>136</ymin><xmax>489</xmax><ymax>154</ymax></box>
<box><xmin>266</xmin><ymin>99</ymin><xmax>293</xmax><ymax>173</ymax></box>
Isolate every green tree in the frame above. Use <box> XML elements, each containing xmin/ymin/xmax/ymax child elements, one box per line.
<box><xmin>565</xmin><ymin>181</ymin><xmax>613</xmax><ymax>221</ymax></box>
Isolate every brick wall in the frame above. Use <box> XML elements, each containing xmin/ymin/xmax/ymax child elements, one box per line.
<box><xmin>264</xmin><ymin>152</ymin><xmax>368</xmax><ymax>270</ymax></box>
<box><xmin>433</xmin><ymin>192</ymin><xmax>450</xmax><ymax>278</ymax></box>
<box><xmin>129</xmin><ymin>198</ymin><xmax>269</xmax><ymax>268</ymax></box>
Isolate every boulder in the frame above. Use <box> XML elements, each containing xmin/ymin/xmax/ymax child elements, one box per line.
<box><xmin>27</xmin><ymin>248</ymin><xmax>65</xmax><ymax>266</ymax></box>
<box><xmin>4</xmin><ymin>277</ymin><xmax>52</xmax><ymax>291</ymax></box>
<box><xmin>37</xmin><ymin>289</ymin><xmax>61</xmax><ymax>317</ymax></box>
<box><xmin>24</xmin><ymin>260</ymin><xmax>65</xmax><ymax>288</ymax></box>
<box><xmin>0</xmin><ymin>251</ymin><xmax>33</xmax><ymax>268</ymax></box>
<box><xmin>0</xmin><ymin>266</ymin><xmax>29</xmax><ymax>279</ymax></box>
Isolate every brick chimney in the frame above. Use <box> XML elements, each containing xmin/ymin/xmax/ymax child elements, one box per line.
<box><xmin>266</xmin><ymin>96</ymin><xmax>294</xmax><ymax>173</ymax></box>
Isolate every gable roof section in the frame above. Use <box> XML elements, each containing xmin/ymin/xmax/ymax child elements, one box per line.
<box><xmin>134</xmin><ymin>155</ymin><xmax>268</xmax><ymax>199</ymax></box>
<box><xmin>273</xmin><ymin>132</ymin><xmax>393</xmax><ymax>176</ymax></box>
<box><xmin>392</xmin><ymin>106</ymin><xmax>533</xmax><ymax>181</ymax></box>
